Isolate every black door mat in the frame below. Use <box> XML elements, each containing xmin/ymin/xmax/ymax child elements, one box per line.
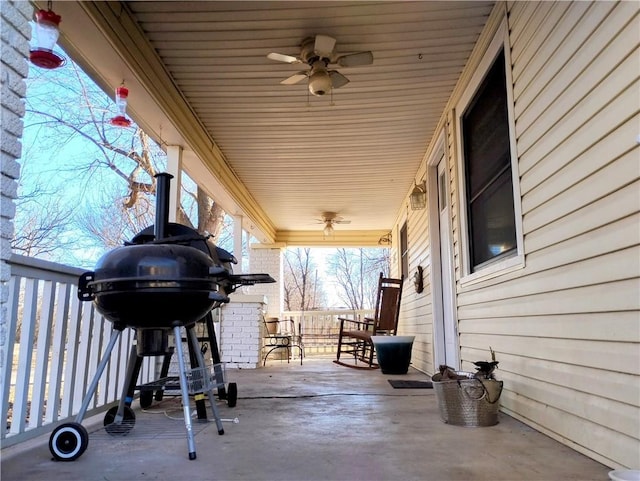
<box><xmin>388</xmin><ymin>380</ymin><xmax>433</xmax><ymax>389</ymax></box>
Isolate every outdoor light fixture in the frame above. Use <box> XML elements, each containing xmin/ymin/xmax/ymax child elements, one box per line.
<box><xmin>410</xmin><ymin>181</ymin><xmax>427</xmax><ymax>210</ymax></box>
<box><xmin>29</xmin><ymin>2</ymin><xmax>65</xmax><ymax>69</ymax></box>
<box><xmin>110</xmin><ymin>85</ymin><xmax>132</xmax><ymax>127</ymax></box>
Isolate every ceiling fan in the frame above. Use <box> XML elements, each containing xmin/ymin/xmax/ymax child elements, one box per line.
<box><xmin>316</xmin><ymin>212</ymin><xmax>351</xmax><ymax>236</ymax></box>
<box><xmin>267</xmin><ymin>34</ymin><xmax>373</xmax><ymax>96</ymax></box>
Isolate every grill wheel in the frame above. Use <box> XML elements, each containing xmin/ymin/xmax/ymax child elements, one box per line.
<box><xmin>49</xmin><ymin>422</ymin><xmax>89</xmax><ymax>461</ymax></box>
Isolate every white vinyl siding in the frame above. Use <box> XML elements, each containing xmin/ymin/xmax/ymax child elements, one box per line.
<box><xmin>460</xmin><ymin>1</ymin><xmax>639</xmax><ymax>469</ymax></box>
<box><xmin>396</xmin><ymin>196</ymin><xmax>433</xmax><ymax>373</ymax></box>
<box><xmin>402</xmin><ymin>0</ymin><xmax>639</xmax><ymax>470</ymax></box>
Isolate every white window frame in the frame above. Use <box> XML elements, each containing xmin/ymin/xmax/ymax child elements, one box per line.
<box><xmin>455</xmin><ymin>19</ymin><xmax>525</xmax><ymax>285</ymax></box>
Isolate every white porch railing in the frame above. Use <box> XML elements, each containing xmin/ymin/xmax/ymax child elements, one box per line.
<box><xmin>1</xmin><ymin>254</ymin><xmax>154</xmax><ymax>447</ymax></box>
<box><xmin>283</xmin><ymin>309</ymin><xmax>374</xmax><ymax>356</ymax></box>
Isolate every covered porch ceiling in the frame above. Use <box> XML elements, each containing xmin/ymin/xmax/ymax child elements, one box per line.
<box><xmin>49</xmin><ymin>1</ymin><xmax>495</xmax><ymax>245</ymax></box>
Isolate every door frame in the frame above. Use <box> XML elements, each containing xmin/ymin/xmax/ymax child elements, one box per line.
<box><xmin>427</xmin><ymin>129</ymin><xmax>460</xmax><ymax>368</ymax></box>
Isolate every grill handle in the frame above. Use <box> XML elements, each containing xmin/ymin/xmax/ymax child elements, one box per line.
<box><xmin>78</xmin><ymin>271</ymin><xmax>95</xmax><ymax>300</ymax></box>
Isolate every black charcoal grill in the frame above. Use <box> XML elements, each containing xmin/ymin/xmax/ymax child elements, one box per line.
<box><xmin>48</xmin><ymin>173</ymin><xmax>274</xmax><ymax>462</ymax></box>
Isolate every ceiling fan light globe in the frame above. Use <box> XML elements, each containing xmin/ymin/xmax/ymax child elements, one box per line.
<box><xmin>309</xmin><ymin>69</ymin><xmax>332</xmax><ymax>96</ymax></box>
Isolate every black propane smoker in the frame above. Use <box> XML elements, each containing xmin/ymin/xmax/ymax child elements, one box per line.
<box><xmin>48</xmin><ymin>173</ymin><xmax>274</xmax><ymax>461</ymax></box>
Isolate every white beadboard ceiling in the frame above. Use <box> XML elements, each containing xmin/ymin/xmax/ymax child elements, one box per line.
<box><xmin>54</xmin><ymin>1</ymin><xmax>494</xmax><ymax>244</ymax></box>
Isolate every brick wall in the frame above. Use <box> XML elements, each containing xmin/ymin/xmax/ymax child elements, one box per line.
<box><xmin>220</xmin><ymin>295</ymin><xmax>266</xmax><ymax>369</ymax></box>
<box><xmin>0</xmin><ymin>1</ymin><xmax>31</xmax><ymax>387</ymax></box>
<box><xmin>246</xmin><ymin>245</ymin><xmax>282</xmax><ymax>318</ymax></box>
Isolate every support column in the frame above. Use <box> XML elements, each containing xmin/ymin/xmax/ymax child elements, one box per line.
<box><xmin>247</xmin><ymin>244</ymin><xmax>283</xmax><ymax>319</ymax></box>
<box><xmin>165</xmin><ymin>145</ymin><xmax>183</xmax><ymax>222</ymax></box>
<box><xmin>1</xmin><ymin>1</ymin><xmax>32</xmax><ymax>392</ymax></box>
<box><xmin>220</xmin><ymin>295</ymin><xmax>266</xmax><ymax>369</ymax></box>
<box><xmin>232</xmin><ymin>214</ymin><xmax>243</xmax><ymax>272</ymax></box>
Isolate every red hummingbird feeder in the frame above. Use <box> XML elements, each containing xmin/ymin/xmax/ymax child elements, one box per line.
<box><xmin>110</xmin><ymin>86</ymin><xmax>132</xmax><ymax>127</ymax></box>
<box><xmin>29</xmin><ymin>2</ymin><xmax>65</xmax><ymax>69</ymax></box>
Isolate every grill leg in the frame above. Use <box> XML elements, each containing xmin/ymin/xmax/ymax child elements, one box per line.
<box><xmin>113</xmin><ymin>345</ymin><xmax>142</xmax><ymax>422</ymax></box>
<box><xmin>173</xmin><ymin>325</ymin><xmax>197</xmax><ymax>460</ymax></box>
<box><xmin>204</xmin><ymin>313</ymin><xmax>227</xmax><ymax>401</ymax></box>
<box><xmin>74</xmin><ymin>329</ymin><xmax>122</xmax><ymax>423</ymax></box>
<box><xmin>186</xmin><ymin>326</ymin><xmax>225</xmax><ymax>435</ymax></box>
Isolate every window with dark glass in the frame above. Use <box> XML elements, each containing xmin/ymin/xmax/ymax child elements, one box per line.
<box><xmin>400</xmin><ymin>222</ymin><xmax>408</xmax><ymax>280</ymax></box>
<box><xmin>462</xmin><ymin>50</ymin><xmax>516</xmax><ymax>272</ymax></box>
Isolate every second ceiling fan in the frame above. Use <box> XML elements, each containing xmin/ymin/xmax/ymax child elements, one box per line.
<box><xmin>317</xmin><ymin>212</ymin><xmax>351</xmax><ymax>236</ymax></box>
<box><xmin>268</xmin><ymin>34</ymin><xmax>373</xmax><ymax>96</ymax></box>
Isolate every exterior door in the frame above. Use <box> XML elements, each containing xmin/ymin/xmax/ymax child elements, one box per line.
<box><xmin>435</xmin><ymin>155</ymin><xmax>459</xmax><ymax>367</ymax></box>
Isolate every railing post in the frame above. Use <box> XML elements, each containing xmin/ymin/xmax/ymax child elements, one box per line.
<box><xmin>45</xmin><ymin>283</ymin><xmax>71</xmax><ymax>424</ymax></box>
<box><xmin>11</xmin><ymin>278</ymin><xmax>38</xmax><ymax>435</ymax></box>
<box><xmin>29</xmin><ymin>280</ymin><xmax>55</xmax><ymax>429</ymax></box>
<box><xmin>1</xmin><ymin>276</ymin><xmax>21</xmax><ymax>440</ymax></box>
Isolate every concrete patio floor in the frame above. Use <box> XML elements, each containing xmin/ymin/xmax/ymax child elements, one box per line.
<box><xmin>2</xmin><ymin>358</ymin><xmax>610</xmax><ymax>481</ymax></box>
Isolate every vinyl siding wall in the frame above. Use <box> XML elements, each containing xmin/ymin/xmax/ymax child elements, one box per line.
<box><xmin>398</xmin><ymin>1</ymin><xmax>640</xmax><ymax>470</ymax></box>
<box><xmin>395</xmin><ymin>195</ymin><xmax>434</xmax><ymax>373</ymax></box>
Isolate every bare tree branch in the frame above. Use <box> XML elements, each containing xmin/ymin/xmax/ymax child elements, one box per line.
<box><xmin>283</xmin><ymin>248</ymin><xmax>324</xmax><ymax>311</ymax></box>
<box><xmin>16</xmin><ymin>53</ymin><xmax>226</xmax><ymax>263</ymax></box>
<box><xmin>327</xmin><ymin>248</ymin><xmax>391</xmax><ymax>310</ymax></box>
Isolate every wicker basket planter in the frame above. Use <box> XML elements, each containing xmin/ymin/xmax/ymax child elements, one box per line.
<box><xmin>431</xmin><ymin>371</ymin><xmax>503</xmax><ymax>427</ymax></box>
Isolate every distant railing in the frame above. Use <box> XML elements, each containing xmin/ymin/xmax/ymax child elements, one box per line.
<box><xmin>1</xmin><ymin>254</ymin><xmax>154</xmax><ymax>447</ymax></box>
<box><xmin>282</xmin><ymin>309</ymin><xmax>374</xmax><ymax>356</ymax></box>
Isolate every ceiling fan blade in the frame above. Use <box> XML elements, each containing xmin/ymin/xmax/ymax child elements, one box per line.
<box><xmin>337</xmin><ymin>51</ymin><xmax>374</xmax><ymax>67</ymax></box>
<box><xmin>329</xmin><ymin>71</ymin><xmax>349</xmax><ymax>89</ymax></box>
<box><xmin>335</xmin><ymin>220</ymin><xmax>352</xmax><ymax>224</ymax></box>
<box><xmin>268</xmin><ymin>52</ymin><xmax>302</xmax><ymax>64</ymax></box>
<box><xmin>280</xmin><ymin>72</ymin><xmax>308</xmax><ymax>85</ymax></box>
<box><xmin>314</xmin><ymin>34</ymin><xmax>336</xmax><ymax>58</ymax></box>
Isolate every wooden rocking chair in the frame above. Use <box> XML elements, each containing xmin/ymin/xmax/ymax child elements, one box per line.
<box><xmin>334</xmin><ymin>273</ymin><xmax>404</xmax><ymax>369</ymax></box>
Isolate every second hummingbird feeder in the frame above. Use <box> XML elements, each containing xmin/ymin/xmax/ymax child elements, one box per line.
<box><xmin>110</xmin><ymin>85</ymin><xmax>132</xmax><ymax>127</ymax></box>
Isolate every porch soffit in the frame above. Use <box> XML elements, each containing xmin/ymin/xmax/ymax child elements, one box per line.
<box><xmin>50</xmin><ymin>1</ymin><xmax>494</xmax><ymax>245</ymax></box>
